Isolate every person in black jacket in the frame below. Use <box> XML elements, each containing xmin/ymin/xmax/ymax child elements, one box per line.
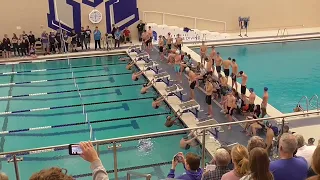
<box><xmin>137</xmin><ymin>20</ymin><xmax>145</xmax><ymax>42</ymax></box>
<box><xmin>79</xmin><ymin>27</ymin><xmax>87</xmax><ymax>50</ymax></box>
<box><xmin>49</xmin><ymin>32</ymin><xmax>56</xmax><ymax>53</ymax></box>
<box><xmin>28</xmin><ymin>31</ymin><xmax>36</xmax><ymax>46</ymax></box>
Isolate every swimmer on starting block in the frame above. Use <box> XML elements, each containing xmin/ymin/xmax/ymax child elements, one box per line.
<box><xmin>132</xmin><ymin>71</ymin><xmax>144</xmax><ymax>81</ymax></box>
<box><xmin>180</xmin><ymin>130</ymin><xmax>199</xmax><ymax>150</ymax></box>
<box><xmin>126</xmin><ymin>60</ymin><xmax>136</xmax><ymax>70</ymax></box>
<box><xmin>165</xmin><ymin>110</ymin><xmax>183</xmax><ymax>127</ymax></box>
<box><xmin>152</xmin><ymin>95</ymin><xmax>167</xmax><ymax>109</ymax></box>
<box><xmin>141</xmin><ymin>79</ymin><xmax>155</xmax><ymax>94</ymax></box>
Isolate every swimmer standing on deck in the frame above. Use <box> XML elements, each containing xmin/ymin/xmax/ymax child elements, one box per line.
<box><xmin>158</xmin><ymin>35</ymin><xmax>164</xmax><ymax>60</ymax></box>
<box><xmin>261</xmin><ymin>87</ymin><xmax>269</xmax><ymax>118</ymax></box>
<box><xmin>174</xmin><ymin>53</ymin><xmax>182</xmax><ymax>83</ymax></box>
<box><xmin>231</xmin><ymin>59</ymin><xmax>238</xmax><ymax>91</ymax></box>
<box><xmin>237</xmin><ymin>71</ymin><xmax>248</xmax><ymax>100</ymax></box>
<box><xmin>205</xmin><ymin>78</ymin><xmax>213</xmax><ymax>117</ymax></box>
<box><xmin>200</xmin><ymin>41</ymin><xmax>208</xmax><ymax>64</ymax></box>
<box><xmin>204</xmin><ymin>57</ymin><xmax>213</xmax><ymax>80</ymax></box>
<box><xmin>247</xmin><ymin>88</ymin><xmax>256</xmax><ymax>115</ymax></box>
<box><xmin>222</xmin><ymin>57</ymin><xmax>232</xmax><ymax>84</ymax></box>
<box><xmin>225</xmin><ymin>91</ymin><xmax>236</xmax><ymax>130</ymax></box>
<box><xmin>185</xmin><ymin>67</ymin><xmax>197</xmax><ymax>100</ymax></box>
<box><xmin>215</xmin><ymin>52</ymin><xmax>223</xmax><ymax>74</ymax></box>
<box><xmin>176</xmin><ymin>34</ymin><xmax>183</xmax><ymax>51</ymax></box>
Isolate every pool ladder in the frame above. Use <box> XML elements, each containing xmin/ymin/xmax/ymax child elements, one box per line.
<box><xmin>296</xmin><ymin>94</ymin><xmax>319</xmax><ymax>114</ymax></box>
<box><xmin>277</xmin><ymin>28</ymin><xmax>289</xmax><ymax>38</ymax></box>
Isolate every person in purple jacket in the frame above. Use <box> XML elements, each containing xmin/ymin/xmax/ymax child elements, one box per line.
<box><xmin>270</xmin><ymin>133</ymin><xmax>308</xmax><ymax>180</ymax></box>
<box><xmin>167</xmin><ymin>152</ymin><xmax>203</xmax><ymax>180</ymax></box>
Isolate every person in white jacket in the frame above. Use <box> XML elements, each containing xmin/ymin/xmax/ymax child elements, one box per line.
<box><xmin>80</xmin><ymin>141</ymin><xmax>109</xmax><ymax>180</ymax></box>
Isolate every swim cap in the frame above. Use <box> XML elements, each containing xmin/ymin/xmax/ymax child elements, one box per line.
<box><xmin>153</xmin><ymin>97</ymin><xmax>157</xmax><ymax>101</ymax></box>
<box><xmin>249</xmin><ymin>88</ymin><xmax>254</xmax><ymax>92</ymax></box>
<box><xmin>217</xmin><ymin>52</ymin><xmax>220</xmax><ymax>55</ymax></box>
<box><xmin>143</xmin><ymin>83</ymin><xmax>147</xmax><ymax>87</ymax></box>
<box><xmin>183</xmin><ymin>135</ymin><xmax>189</xmax><ymax>139</ymax></box>
<box><xmin>185</xmin><ymin>67</ymin><xmax>190</xmax><ymax>73</ymax></box>
<box><xmin>264</xmin><ymin>87</ymin><xmax>268</xmax><ymax>91</ymax></box>
<box><xmin>265</xmin><ymin>121</ymin><xmax>272</xmax><ymax>128</ymax></box>
<box><xmin>228</xmin><ymin>57</ymin><xmax>231</xmax><ymax>60</ymax></box>
<box><xmin>176</xmin><ymin>50</ymin><xmax>180</xmax><ymax>54</ymax></box>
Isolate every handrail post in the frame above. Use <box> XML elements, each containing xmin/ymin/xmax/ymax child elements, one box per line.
<box><xmin>96</xmin><ymin>143</ymin><xmax>100</xmax><ymax>157</ymax></box>
<box><xmin>201</xmin><ymin>129</ymin><xmax>206</xmax><ymax>169</ymax></box>
<box><xmin>112</xmin><ymin>142</ymin><xmax>119</xmax><ymax>180</ymax></box>
<box><xmin>13</xmin><ymin>155</ymin><xmax>20</xmax><ymax>180</ymax></box>
<box><xmin>194</xmin><ymin>18</ymin><xmax>197</xmax><ymax>29</ymax></box>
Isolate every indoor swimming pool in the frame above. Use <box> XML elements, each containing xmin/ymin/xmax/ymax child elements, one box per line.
<box><xmin>193</xmin><ymin>39</ymin><xmax>320</xmax><ymax>113</ymax></box>
<box><xmin>0</xmin><ymin>55</ymin><xmax>201</xmax><ymax>179</ymax></box>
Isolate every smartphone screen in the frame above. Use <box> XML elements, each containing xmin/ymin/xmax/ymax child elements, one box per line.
<box><xmin>173</xmin><ymin>154</ymin><xmax>182</xmax><ymax>162</ymax></box>
<box><xmin>69</xmin><ymin>144</ymin><xmax>82</xmax><ymax>155</ymax></box>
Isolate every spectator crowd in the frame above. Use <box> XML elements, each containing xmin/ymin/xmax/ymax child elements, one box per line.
<box><xmin>0</xmin><ymin>24</ymin><xmax>137</xmax><ymax>59</ymax></box>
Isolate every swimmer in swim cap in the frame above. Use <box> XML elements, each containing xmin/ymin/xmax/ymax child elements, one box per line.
<box><xmin>132</xmin><ymin>70</ymin><xmax>144</xmax><ymax>81</ymax></box>
<box><xmin>247</xmin><ymin>88</ymin><xmax>256</xmax><ymax>115</ymax></box>
<box><xmin>180</xmin><ymin>130</ymin><xmax>198</xmax><ymax>150</ymax></box>
<box><xmin>126</xmin><ymin>60</ymin><xmax>136</xmax><ymax>70</ymax></box>
<box><xmin>141</xmin><ymin>79</ymin><xmax>155</xmax><ymax>94</ymax></box>
<box><xmin>165</xmin><ymin>110</ymin><xmax>183</xmax><ymax>127</ymax></box>
<box><xmin>152</xmin><ymin>95</ymin><xmax>167</xmax><ymax>109</ymax></box>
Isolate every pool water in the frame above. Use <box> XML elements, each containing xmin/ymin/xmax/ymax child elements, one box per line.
<box><xmin>0</xmin><ymin>55</ymin><xmax>203</xmax><ymax>179</ymax></box>
<box><xmin>193</xmin><ymin>39</ymin><xmax>320</xmax><ymax>113</ymax></box>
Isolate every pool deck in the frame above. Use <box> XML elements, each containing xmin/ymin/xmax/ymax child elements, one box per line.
<box><xmin>0</xmin><ymin>27</ymin><xmax>320</xmax><ymax>157</ymax></box>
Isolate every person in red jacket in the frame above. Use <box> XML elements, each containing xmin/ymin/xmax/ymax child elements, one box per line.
<box><xmin>123</xmin><ymin>27</ymin><xmax>131</xmax><ymax>44</ymax></box>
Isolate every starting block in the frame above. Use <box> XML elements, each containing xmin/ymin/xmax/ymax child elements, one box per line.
<box><xmin>179</xmin><ymin>100</ymin><xmax>200</xmax><ymax>117</ymax></box>
<box><xmin>165</xmin><ymin>84</ymin><xmax>185</xmax><ymax>100</ymax></box>
<box><xmin>154</xmin><ymin>72</ymin><xmax>171</xmax><ymax>85</ymax></box>
<box><xmin>144</xmin><ymin>61</ymin><xmax>160</xmax><ymax>73</ymax></box>
<box><xmin>197</xmin><ymin>118</ymin><xmax>224</xmax><ymax>139</ymax></box>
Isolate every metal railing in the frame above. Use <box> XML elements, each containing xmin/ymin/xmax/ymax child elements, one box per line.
<box><xmin>297</xmin><ymin>95</ymin><xmax>309</xmax><ymax>112</ymax></box>
<box><xmin>127</xmin><ymin>171</ymin><xmax>151</xmax><ymax>180</ymax></box>
<box><xmin>143</xmin><ymin>11</ymin><xmax>227</xmax><ymax>32</ymax></box>
<box><xmin>309</xmin><ymin>94</ymin><xmax>319</xmax><ymax>111</ymax></box>
<box><xmin>2</xmin><ymin>110</ymin><xmax>320</xmax><ymax>180</ymax></box>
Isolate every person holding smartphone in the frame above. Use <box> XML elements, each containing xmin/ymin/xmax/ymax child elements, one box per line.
<box><xmin>167</xmin><ymin>152</ymin><xmax>203</xmax><ymax>180</ymax></box>
<box><xmin>79</xmin><ymin>142</ymin><xmax>109</xmax><ymax>180</ymax></box>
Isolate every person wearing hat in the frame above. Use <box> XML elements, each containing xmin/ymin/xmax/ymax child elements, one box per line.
<box><xmin>247</xmin><ymin>88</ymin><xmax>256</xmax><ymax>115</ymax></box>
<box><xmin>225</xmin><ymin>90</ymin><xmax>236</xmax><ymax>130</ymax></box>
<box><xmin>261</xmin><ymin>87</ymin><xmax>269</xmax><ymax>118</ymax></box>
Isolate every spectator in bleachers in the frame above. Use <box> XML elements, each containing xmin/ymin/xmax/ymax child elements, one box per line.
<box><xmin>270</xmin><ymin>133</ymin><xmax>308</xmax><ymax>180</ymax></box>
<box><xmin>221</xmin><ymin>144</ymin><xmax>249</xmax><ymax>180</ymax></box>
<box><xmin>85</xmin><ymin>26</ymin><xmax>92</xmax><ymax>49</ymax></box>
<box><xmin>247</xmin><ymin>136</ymin><xmax>266</xmax><ymax>152</ymax></box>
<box><xmin>202</xmin><ymin>148</ymin><xmax>231</xmax><ymax>180</ymax></box>
<box><xmin>29</xmin><ymin>141</ymin><xmax>109</xmax><ymax>180</ymax></box>
<box><xmin>308</xmin><ymin>138</ymin><xmax>315</xmax><ymax>146</ymax></box>
<box><xmin>0</xmin><ymin>172</ymin><xmax>8</xmax><ymax>180</ymax></box>
<box><xmin>79</xmin><ymin>27</ymin><xmax>87</xmax><ymax>50</ymax></box>
<box><xmin>167</xmin><ymin>152</ymin><xmax>203</xmax><ymax>180</ymax></box>
<box><xmin>30</xmin><ymin>167</ymin><xmax>74</xmax><ymax>180</ymax></box>
<box><xmin>240</xmin><ymin>147</ymin><xmax>273</xmax><ymax>180</ymax></box>
<box><xmin>63</xmin><ymin>31</ymin><xmax>69</xmax><ymax>52</ymax></box>
<box><xmin>307</xmin><ymin>145</ymin><xmax>320</xmax><ymax>180</ymax></box>
<box><xmin>295</xmin><ymin>134</ymin><xmax>316</xmax><ymax>167</ymax></box>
